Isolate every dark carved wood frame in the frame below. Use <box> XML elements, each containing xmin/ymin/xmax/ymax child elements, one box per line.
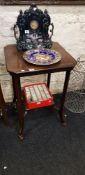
<box><xmin>0</xmin><ymin>0</ymin><xmax>85</xmax><ymax>5</ymax></box>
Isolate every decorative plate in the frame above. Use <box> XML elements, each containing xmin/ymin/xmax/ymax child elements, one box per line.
<box><xmin>23</xmin><ymin>49</ymin><xmax>62</xmax><ymax>65</ymax></box>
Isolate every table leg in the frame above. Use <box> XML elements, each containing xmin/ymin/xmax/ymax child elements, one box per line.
<box><xmin>13</xmin><ymin>76</ymin><xmax>25</xmax><ymax>140</ymax></box>
<box><xmin>12</xmin><ymin>75</ymin><xmax>17</xmax><ymax>103</ymax></box>
<box><xmin>47</xmin><ymin>73</ymin><xmax>51</xmax><ymax>88</ymax></box>
<box><xmin>0</xmin><ymin>84</ymin><xmax>10</xmax><ymax>127</ymax></box>
<box><xmin>59</xmin><ymin>70</ymin><xmax>71</xmax><ymax>125</ymax></box>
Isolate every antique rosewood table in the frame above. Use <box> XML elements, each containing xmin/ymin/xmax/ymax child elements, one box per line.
<box><xmin>4</xmin><ymin>42</ymin><xmax>76</xmax><ymax>139</ymax></box>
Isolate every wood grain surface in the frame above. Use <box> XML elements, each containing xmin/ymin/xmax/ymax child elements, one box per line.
<box><xmin>0</xmin><ymin>0</ymin><xmax>85</xmax><ymax>5</ymax></box>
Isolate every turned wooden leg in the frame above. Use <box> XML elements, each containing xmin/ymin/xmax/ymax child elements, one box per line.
<box><xmin>59</xmin><ymin>70</ymin><xmax>71</xmax><ymax>125</ymax></box>
<box><xmin>13</xmin><ymin>76</ymin><xmax>25</xmax><ymax>140</ymax></box>
<box><xmin>0</xmin><ymin>84</ymin><xmax>10</xmax><ymax>127</ymax></box>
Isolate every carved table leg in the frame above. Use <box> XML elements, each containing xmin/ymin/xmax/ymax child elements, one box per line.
<box><xmin>59</xmin><ymin>70</ymin><xmax>71</xmax><ymax>126</ymax></box>
<box><xmin>13</xmin><ymin>75</ymin><xmax>25</xmax><ymax>140</ymax></box>
<box><xmin>0</xmin><ymin>84</ymin><xmax>10</xmax><ymax>127</ymax></box>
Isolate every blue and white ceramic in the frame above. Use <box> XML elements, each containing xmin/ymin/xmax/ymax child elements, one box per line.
<box><xmin>23</xmin><ymin>49</ymin><xmax>61</xmax><ymax>65</ymax></box>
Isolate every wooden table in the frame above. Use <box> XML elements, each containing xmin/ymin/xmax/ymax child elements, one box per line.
<box><xmin>4</xmin><ymin>42</ymin><xmax>76</xmax><ymax>139</ymax></box>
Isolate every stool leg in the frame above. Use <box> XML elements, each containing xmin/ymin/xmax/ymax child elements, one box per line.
<box><xmin>0</xmin><ymin>85</ymin><xmax>10</xmax><ymax>127</ymax></box>
<box><xmin>47</xmin><ymin>73</ymin><xmax>51</xmax><ymax>88</ymax></box>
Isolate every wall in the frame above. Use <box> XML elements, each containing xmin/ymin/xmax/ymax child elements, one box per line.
<box><xmin>0</xmin><ymin>5</ymin><xmax>85</xmax><ymax>102</ymax></box>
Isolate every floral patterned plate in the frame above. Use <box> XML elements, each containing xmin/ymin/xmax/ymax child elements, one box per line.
<box><xmin>23</xmin><ymin>49</ymin><xmax>62</xmax><ymax>65</ymax></box>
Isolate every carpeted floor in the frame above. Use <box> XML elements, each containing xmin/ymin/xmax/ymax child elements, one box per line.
<box><xmin>0</xmin><ymin>96</ymin><xmax>85</xmax><ymax>175</ymax></box>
